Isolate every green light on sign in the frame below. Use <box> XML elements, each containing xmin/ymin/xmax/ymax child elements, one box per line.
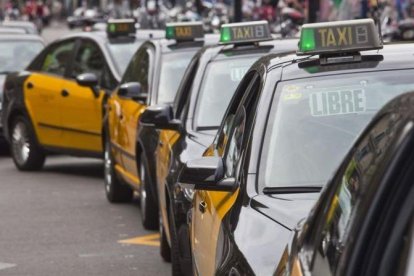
<box><xmin>166</xmin><ymin>26</ymin><xmax>175</xmax><ymax>39</ymax></box>
<box><xmin>109</xmin><ymin>23</ymin><xmax>116</xmax><ymax>33</ymax></box>
<box><xmin>220</xmin><ymin>27</ymin><xmax>231</xmax><ymax>43</ymax></box>
<box><xmin>300</xmin><ymin>28</ymin><xmax>316</xmax><ymax>52</ymax></box>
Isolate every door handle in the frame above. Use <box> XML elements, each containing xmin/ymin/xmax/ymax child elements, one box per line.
<box><xmin>27</xmin><ymin>82</ymin><xmax>33</xmax><ymax>89</ymax></box>
<box><xmin>199</xmin><ymin>201</ymin><xmax>207</xmax><ymax>213</ymax></box>
<box><xmin>61</xmin><ymin>89</ymin><xmax>69</xmax><ymax>97</ymax></box>
<box><xmin>159</xmin><ymin>140</ymin><xmax>164</xmax><ymax>147</ymax></box>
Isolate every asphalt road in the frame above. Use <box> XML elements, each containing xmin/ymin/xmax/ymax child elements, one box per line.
<box><xmin>0</xmin><ymin>22</ymin><xmax>170</xmax><ymax>276</ymax></box>
<box><xmin>0</xmin><ymin>146</ymin><xmax>170</xmax><ymax>275</ymax></box>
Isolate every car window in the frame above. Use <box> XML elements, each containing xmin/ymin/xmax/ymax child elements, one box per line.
<box><xmin>194</xmin><ymin>56</ymin><xmax>259</xmax><ymax>129</ymax></box>
<box><xmin>122</xmin><ymin>47</ymin><xmax>151</xmax><ymax>94</ymax></box>
<box><xmin>223</xmin><ymin>107</ymin><xmax>246</xmax><ymax>178</ymax></box>
<box><xmin>309</xmin><ymin>112</ymin><xmax>403</xmax><ymax>275</ymax></box>
<box><xmin>216</xmin><ymin>72</ymin><xmax>258</xmax><ymax>156</ymax></box>
<box><xmin>40</xmin><ymin>40</ymin><xmax>75</xmax><ymax>76</ymax></box>
<box><xmin>173</xmin><ymin>56</ymin><xmax>199</xmax><ymax>120</ymax></box>
<box><xmin>262</xmin><ymin>70</ymin><xmax>414</xmax><ymax>189</ymax></box>
<box><xmin>157</xmin><ymin>50</ymin><xmax>196</xmax><ymax>104</ymax></box>
<box><xmin>222</xmin><ymin>75</ymin><xmax>261</xmax><ymax>178</ymax></box>
<box><xmin>72</xmin><ymin>40</ymin><xmax>104</xmax><ymax>79</ymax></box>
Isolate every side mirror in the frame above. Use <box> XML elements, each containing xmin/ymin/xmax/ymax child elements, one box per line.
<box><xmin>76</xmin><ymin>73</ymin><xmax>99</xmax><ymax>98</ymax></box>
<box><xmin>178</xmin><ymin>157</ymin><xmax>236</xmax><ymax>192</ymax></box>
<box><xmin>140</xmin><ymin>104</ymin><xmax>182</xmax><ymax>131</ymax></box>
<box><xmin>118</xmin><ymin>82</ymin><xmax>147</xmax><ymax>103</ymax></box>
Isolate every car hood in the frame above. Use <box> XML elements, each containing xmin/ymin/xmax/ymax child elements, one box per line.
<box><xmin>251</xmin><ymin>192</ymin><xmax>320</xmax><ymax>231</ymax></box>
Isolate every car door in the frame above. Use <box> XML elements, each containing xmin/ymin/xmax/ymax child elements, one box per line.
<box><xmin>192</xmin><ymin>74</ymin><xmax>260</xmax><ymax>275</ymax></box>
<box><xmin>58</xmin><ymin>39</ymin><xmax>115</xmax><ymax>153</ymax></box>
<box><xmin>24</xmin><ymin>39</ymin><xmax>76</xmax><ymax>147</ymax></box>
<box><xmin>113</xmin><ymin>46</ymin><xmax>153</xmax><ymax>186</ymax></box>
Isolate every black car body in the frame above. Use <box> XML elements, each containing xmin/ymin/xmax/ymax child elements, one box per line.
<box><xmin>141</xmin><ymin>34</ymin><xmax>298</xmax><ymax>274</ymax></box>
<box><xmin>277</xmin><ymin>92</ymin><xmax>414</xmax><ymax>276</ymax></box>
<box><xmin>104</xmin><ymin>22</ymin><xmax>219</xmax><ymax>231</ymax></box>
<box><xmin>178</xmin><ymin>20</ymin><xmax>414</xmax><ymax>275</ymax></box>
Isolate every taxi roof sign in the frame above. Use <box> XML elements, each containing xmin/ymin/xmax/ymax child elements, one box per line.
<box><xmin>220</xmin><ymin>21</ymin><xmax>272</xmax><ymax>45</ymax></box>
<box><xmin>297</xmin><ymin>19</ymin><xmax>382</xmax><ymax>56</ymax></box>
<box><xmin>107</xmin><ymin>19</ymin><xmax>136</xmax><ymax>38</ymax></box>
<box><xmin>165</xmin><ymin>22</ymin><xmax>204</xmax><ymax>41</ymax></box>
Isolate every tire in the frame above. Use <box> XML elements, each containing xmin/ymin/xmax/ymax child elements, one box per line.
<box><xmin>168</xmin><ymin>205</ymin><xmax>184</xmax><ymax>276</ymax></box>
<box><xmin>104</xmin><ymin>139</ymin><xmax>133</xmax><ymax>203</ymax></box>
<box><xmin>160</xmin><ymin>210</ymin><xmax>171</xmax><ymax>262</ymax></box>
<box><xmin>10</xmin><ymin>116</ymin><xmax>45</xmax><ymax>171</ymax></box>
<box><xmin>139</xmin><ymin>152</ymin><xmax>159</xmax><ymax>230</ymax></box>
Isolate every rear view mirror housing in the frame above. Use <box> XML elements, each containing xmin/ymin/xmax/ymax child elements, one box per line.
<box><xmin>76</xmin><ymin>73</ymin><xmax>100</xmax><ymax>98</ymax></box>
<box><xmin>140</xmin><ymin>104</ymin><xmax>182</xmax><ymax>131</ymax></box>
<box><xmin>118</xmin><ymin>82</ymin><xmax>147</xmax><ymax>103</ymax></box>
<box><xmin>178</xmin><ymin>157</ymin><xmax>236</xmax><ymax>192</ymax></box>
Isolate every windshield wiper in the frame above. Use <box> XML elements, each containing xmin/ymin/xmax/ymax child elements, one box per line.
<box><xmin>263</xmin><ymin>186</ymin><xmax>322</xmax><ymax>195</ymax></box>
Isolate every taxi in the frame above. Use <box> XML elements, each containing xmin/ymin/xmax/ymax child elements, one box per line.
<box><xmin>177</xmin><ymin>19</ymin><xmax>414</xmax><ymax>275</ymax></box>
<box><xmin>276</xmin><ymin>92</ymin><xmax>414</xmax><ymax>276</ymax></box>
<box><xmin>139</xmin><ymin>21</ymin><xmax>297</xmax><ymax>275</ymax></box>
<box><xmin>103</xmin><ymin>22</ymin><xmax>218</xmax><ymax>230</ymax></box>
<box><xmin>0</xmin><ymin>34</ymin><xmax>45</xmax><ymax>145</ymax></box>
<box><xmin>1</xmin><ymin>19</ymin><xmax>162</xmax><ymax>171</ymax></box>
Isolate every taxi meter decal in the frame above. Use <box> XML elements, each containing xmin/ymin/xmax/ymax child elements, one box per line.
<box><xmin>309</xmin><ymin>89</ymin><xmax>366</xmax><ymax>117</ymax></box>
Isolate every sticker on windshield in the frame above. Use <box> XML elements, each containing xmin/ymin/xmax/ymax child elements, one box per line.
<box><xmin>309</xmin><ymin>89</ymin><xmax>366</xmax><ymax>116</ymax></box>
<box><xmin>230</xmin><ymin>67</ymin><xmax>249</xmax><ymax>81</ymax></box>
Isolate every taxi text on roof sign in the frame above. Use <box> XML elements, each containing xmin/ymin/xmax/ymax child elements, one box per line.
<box><xmin>107</xmin><ymin>19</ymin><xmax>136</xmax><ymax>37</ymax></box>
<box><xmin>165</xmin><ymin>22</ymin><xmax>204</xmax><ymax>41</ymax></box>
<box><xmin>220</xmin><ymin>20</ymin><xmax>272</xmax><ymax>45</ymax></box>
<box><xmin>297</xmin><ymin>19</ymin><xmax>382</xmax><ymax>56</ymax></box>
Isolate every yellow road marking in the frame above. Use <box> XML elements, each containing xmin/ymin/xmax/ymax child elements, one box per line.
<box><xmin>118</xmin><ymin>233</ymin><xmax>160</xmax><ymax>247</ymax></box>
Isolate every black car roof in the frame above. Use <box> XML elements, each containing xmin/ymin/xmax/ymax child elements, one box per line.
<box><xmin>258</xmin><ymin>43</ymin><xmax>414</xmax><ymax>81</ymax></box>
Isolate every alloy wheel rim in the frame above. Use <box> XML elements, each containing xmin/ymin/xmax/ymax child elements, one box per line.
<box><xmin>140</xmin><ymin>161</ymin><xmax>147</xmax><ymax>220</ymax></box>
<box><xmin>12</xmin><ymin>122</ymin><xmax>30</xmax><ymax>165</ymax></box>
<box><xmin>104</xmin><ymin>142</ymin><xmax>112</xmax><ymax>193</ymax></box>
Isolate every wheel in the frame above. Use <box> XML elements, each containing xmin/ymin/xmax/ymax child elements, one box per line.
<box><xmin>168</xmin><ymin>205</ymin><xmax>184</xmax><ymax>276</ymax></box>
<box><xmin>10</xmin><ymin>116</ymin><xmax>45</xmax><ymax>171</ymax></box>
<box><xmin>160</xmin><ymin>210</ymin><xmax>171</xmax><ymax>262</ymax></box>
<box><xmin>104</xmin><ymin>139</ymin><xmax>132</xmax><ymax>203</ymax></box>
<box><xmin>139</xmin><ymin>152</ymin><xmax>159</xmax><ymax>230</ymax></box>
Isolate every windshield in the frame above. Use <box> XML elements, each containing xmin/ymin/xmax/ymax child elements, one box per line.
<box><xmin>262</xmin><ymin>70</ymin><xmax>414</xmax><ymax>188</ymax></box>
<box><xmin>107</xmin><ymin>41</ymin><xmax>143</xmax><ymax>75</ymax></box>
<box><xmin>157</xmin><ymin>50</ymin><xmax>196</xmax><ymax>104</ymax></box>
<box><xmin>194</xmin><ymin>56</ymin><xmax>258</xmax><ymax>129</ymax></box>
<box><xmin>0</xmin><ymin>40</ymin><xmax>44</xmax><ymax>73</ymax></box>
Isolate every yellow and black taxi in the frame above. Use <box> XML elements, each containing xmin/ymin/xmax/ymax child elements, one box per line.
<box><xmin>176</xmin><ymin>19</ymin><xmax>414</xmax><ymax>275</ymax></box>
<box><xmin>0</xmin><ymin>34</ymin><xmax>45</xmax><ymax>146</ymax></box>
<box><xmin>139</xmin><ymin>21</ymin><xmax>297</xmax><ymax>275</ymax></box>
<box><xmin>276</xmin><ymin>92</ymin><xmax>414</xmax><ymax>276</ymax></box>
<box><xmin>103</xmin><ymin>22</ymin><xmax>218</xmax><ymax>230</ymax></box>
<box><xmin>1</xmin><ymin>19</ymin><xmax>163</xmax><ymax>171</ymax></box>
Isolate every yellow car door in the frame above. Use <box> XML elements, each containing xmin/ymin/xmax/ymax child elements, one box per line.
<box><xmin>58</xmin><ymin>39</ymin><xmax>108</xmax><ymax>153</ymax></box>
<box><xmin>24</xmin><ymin>40</ymin><xmax>76</xmax><ymax>147</ymax></box>
<box><xmin>109</xmin><ymin>46</ymin><xmax>153</xmax><ymax>186</ymax></box>
<box><xmin>118</xmin><ymin>98</ymin><xmax>146</xmax><ymax>186</ymax></box>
